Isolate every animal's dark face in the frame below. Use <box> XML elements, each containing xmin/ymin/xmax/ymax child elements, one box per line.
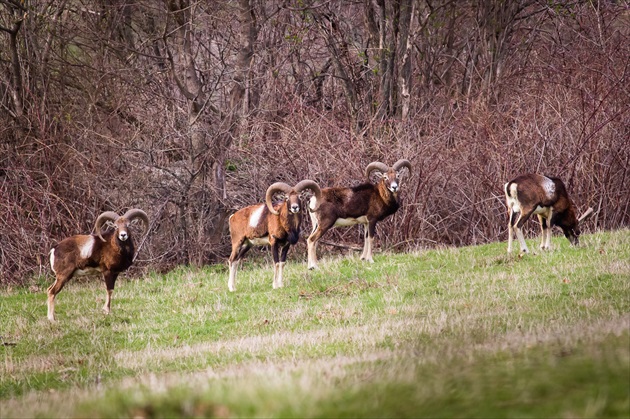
<box><xmin>382</xmin><ymin>169</ymin><xmax>402</xmax><ymax>193</ymax></box>
<box><xmin>558</xmin><ymin>207</ymin><xmax>580</xmax><ymax>246</ymax></box>
<box><xmin>563</xmin><ymin>227</ymin><xmax>580</xmax><ymax>246</ymax></box>
<box><xmin>283</xmin><ymin>195</ymin><xmax>302</xmax><ymax>245</ymax></box>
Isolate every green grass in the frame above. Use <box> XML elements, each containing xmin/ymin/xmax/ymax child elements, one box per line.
<box><xmin>1</xmin><ymin>230</ymin><xmax>629</xmax><ymax>418</ymax></box>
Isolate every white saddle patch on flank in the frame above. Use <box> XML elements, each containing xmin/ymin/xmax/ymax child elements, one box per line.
<box><xmin>79</xmin><ymin>236</ymin><xmax>95</xmax><ymax>259</ymax></box>
<box><xmin>309</xmin><ymin>196</ymin><xmax>317</xmax><ymax>211</ymax></box>
<box><xmin>541</xmin><ymin>176</ymin><xmax>556</xmax><ymax>200</ymax></box>
<box><xmin>249</xmin><ymin>205</ymin><xmax>265</xmax><ymax>228</ymax></box>
<box><xmin>334</xmin><ymin>216</ymin><xmax>368</xmax><ymax>227</ymax></box>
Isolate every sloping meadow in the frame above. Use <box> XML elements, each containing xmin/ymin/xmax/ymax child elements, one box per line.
<box><xmin>1</xmin><ymin>230</ymin><xmax>629</xmax><ymax>417</ymax></box>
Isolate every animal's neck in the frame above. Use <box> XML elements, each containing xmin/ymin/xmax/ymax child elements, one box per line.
<box><xmin>283</xmin><ymin>210</ymin><xmax>300</xmax><ymax>232</ymax></box>
<box><xmin>115</xmin><ymin>238</ymin><xmax>134</xmax><ymax>254</ymax></box>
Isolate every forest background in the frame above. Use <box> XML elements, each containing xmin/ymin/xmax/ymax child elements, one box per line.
<box><xmin>1</xmin><ymin>0</ymin><xmax>628</xmax><ymax>285</ymax></box>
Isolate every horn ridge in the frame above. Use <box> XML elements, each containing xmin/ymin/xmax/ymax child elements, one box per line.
<box><xmin>265</xmin><ymin>182</ymin><xmax>293</xmax><ymax>215</ymax></box>
<box><xmin>295</xmin><ymin>179</ymin><xmax>322</xmax><ymax>211</ymax></box>
<box><xmin>94</xmin><ymin>211</ymin><xmax>120</xmax><ymax>242</ymax></box>
<box><xmin>365</xmin><ymin>161</ymin><xmax>389</xmax><ymax>179</ymax></box>
<box><xmin>392</xmin><ymin>159</ymin><xmax>412</xmax><ymax>174</ymax></box>
<box><xmin>123</xmin><ymin>208</ymin><xmax>149</xmax><ymax>232</ymax></box>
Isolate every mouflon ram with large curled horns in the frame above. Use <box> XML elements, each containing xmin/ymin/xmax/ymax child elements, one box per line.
<box><xmin>48</xmin><ymin>209</ymin><xmax>149</xmax><ymax>321</ymax></box>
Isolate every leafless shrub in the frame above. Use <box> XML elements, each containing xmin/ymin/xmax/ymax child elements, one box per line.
<box><xmin>1</xmin><ymin>1</ymin><xmax>628</xmax><ymax>285</ymax></box>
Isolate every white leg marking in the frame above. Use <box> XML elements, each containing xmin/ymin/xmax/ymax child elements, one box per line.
<box><xmin>273</xmin><ymin>262</ymin><xmax>285</xmax><ymax>289</ymax></box>
<box><xmin>516</xmin><ymin>226</ymin><xmax>529</xmax><ymax>253</ymax></box>
<box><xmin>545</xmin><ymin>228</ymin><xmax>551</xmax><ymax>250</ymax></box>
<box><xmin>103</xmin><ymin>289</ymin><xmax>113</xmax><ymax>314</ymax></box>
<box><xmin>505</xmin><ymin>186</ymin><xmax>521</xmax><ymax>253</ymax></box>
<box><xmin>507</xmin><ymin>209</ymin><xmax>514</xmax><ymax>253</ymax></box>
<box><xmin>228</xmin><ymin>261</ymin><xmax>238</xmax><ymax>292</ymax></box>
<box><xmin>272</xmin><ymin>262</ymin><xmax>279</xmax><ymax>289</ymax></box>
<box><xmin>544</xmin><ymin>227</ymin><xmax>551</xmax><ymax>250</ymax></box>
<box><xmin>360</xmin><ymin>226</ymin><xmax>368</xmax><ymax>259</ymax></box>
<box><xmin>47</xmin><ymin>291</ymin><xmax>56</xmax><ymax>321</ymax></box>
<box><xmin>249</xmin><ymin>205</ymin><xmax>265</xmax><ymax>228</ymax></box>
<box><xmin>307</xmin><ymin>209</ymin><xmax>319</xmax><ymax>269</ymax></box>
<box><xmin>307</xmin><ymin>237</ymin><xmax>318</xmax><ymax>270</ymax></box>
<box><xmin>48</xmin><ymin>250</ymin><xmax>57</xmax><ymax>321</ymax></box>
<box><xmin>362</xmin><ymin>236</ymin><xmax>375</xmax><ymax>263</ymax></box>
<box><xmin>538</xmin><ymin>214</ymin><xmax>546</xmax><ymax>250</ymax></box>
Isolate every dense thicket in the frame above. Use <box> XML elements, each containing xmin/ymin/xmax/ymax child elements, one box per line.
<box><xmin>1</xmin><ymin>0</ymin><xmax>628</xmax><ymax>284</ymax></box>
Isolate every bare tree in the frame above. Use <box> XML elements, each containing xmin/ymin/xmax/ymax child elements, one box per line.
<box><xmin>1</xmin><ymin>0</ymin><xmax>628</xmax><ymax>284</ymax></box>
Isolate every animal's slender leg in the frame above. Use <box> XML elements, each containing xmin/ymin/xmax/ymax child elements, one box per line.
<box><xmin>103</xmin><ymin>271</ymin><xmax>118</xmax><ymax>314</ymax></box>
<box><xmin>507</xmin><ymin>209</ymin><xmax>516</xmax><ymax>253</ymax></box>
<box><xmin>228</xmin><ymin>239</ymin><xmax>249</xmax><ymax>292</ymax></box>
<box><xmin>515</xmin><ymin>209</ymin><xmax>535</xmax><ymax>253</ymax></box>
<box><xmin>47</xmin><ymin>271</ymin><xmax>72</xmax><ymax>322</ymax></box>
<box><xmin>361</xmin><ymin>220</ymin><xmax>376</xmax><ymax>263</ymax></box>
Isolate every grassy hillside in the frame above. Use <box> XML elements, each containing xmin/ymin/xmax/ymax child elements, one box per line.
<box><xmin>1</xmin><ymin>230</ymin><xmax>629</xmax><ymax>418</ymax></box>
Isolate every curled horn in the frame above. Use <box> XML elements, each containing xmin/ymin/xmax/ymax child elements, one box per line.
<box><xmin>392</xmin><ymin>159</ymin><xmax>412</xmax><ymax>175</ymax></box>
<box><xmin>94</xmin><ymin>211</ymin><xmax>121</xmax><ymax>242</ymax></box>
<box><xmin>294</xmin><ymin>179</ymin><xmax>322</xmax><ymax>211</ymax></box>
<box><xmin>265</xmin><ymin>182</ymin><xmax>293</xmax><ymax>215</ymax></box>
<box><xmin>365</xmin><ymin>161</ymin><xmax>390</xmax><ymax>180</ymax></box>
<box><xmin>122</xmin><ymin>208</ymin><xmax>149</xmax><ymax>233</ymax></box>
<box><xmin>578</xmin><ymin>207</ymin><xmax>594</xmax><ymax>222</ymax></box>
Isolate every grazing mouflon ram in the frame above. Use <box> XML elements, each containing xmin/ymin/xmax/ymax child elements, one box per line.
<box><xmin>307</xmin><ymin>159</ymin><xmax>412</xmax><ymax>269</ymax></box>
<box><xmin>228</xmin><ymin>180</ymin><xmax>321</xmax><ymax>291</ymax></box>
<box><xmin>504</xmin><ymin>173</ymin><xmax>593</xmax><ymax>253</ymax></box>
<box><xmin>48</xmin><ymin>209</ymin><xmax>149</xmax><ymax>321</ymax></box>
